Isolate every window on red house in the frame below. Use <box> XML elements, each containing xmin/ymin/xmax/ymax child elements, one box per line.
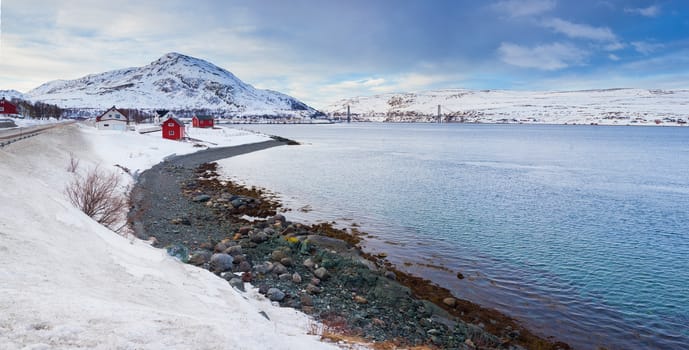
<box><xmin>169</xmin><ymin>131</ymin><xmax>174</xmax><ymax>136</ymax></box>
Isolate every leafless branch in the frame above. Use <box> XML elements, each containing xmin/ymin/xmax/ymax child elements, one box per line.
<box><xmin>66</xmin><ymin>153</ymin><xmax>80</xmax><ymax>173</ymax></box>
<box><xmin>66</xmin><ymin>167</ymin><xmax>126</xmax><ymax>231</ymax></box>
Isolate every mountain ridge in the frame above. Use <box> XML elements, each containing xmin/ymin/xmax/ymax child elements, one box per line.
<box><xmin>322</xmin><ymin>88</ymin><xmax>689</xmax><ymax>125</ymax></box>
<box><xmin>24</xmin><ymin>52</ymin><xmax>319</xmax><ymax>118</ymax></box>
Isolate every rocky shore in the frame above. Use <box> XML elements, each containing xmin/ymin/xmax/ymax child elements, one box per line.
<box><xmin>128</xmin><ymin>140</ymin><xmax>570</xmax><ymax>350</ymax></box>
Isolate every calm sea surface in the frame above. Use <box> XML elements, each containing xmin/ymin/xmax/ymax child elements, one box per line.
<box><xmin>217</xmin><ymin>123</ymin><xmax>689</xmax><ymax>350</ymax></box>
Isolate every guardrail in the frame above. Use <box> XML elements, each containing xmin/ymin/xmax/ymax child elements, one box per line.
<box><xmin>0</xmin><ymin>121</ymin><xmax>75</xmax><ymax>148</ymax></box>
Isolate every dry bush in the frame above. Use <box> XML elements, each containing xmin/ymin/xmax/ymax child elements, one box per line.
<box><xmin>66</xmin><ymin>153</ymin><xmax>80</xmax><ymax>173</ymax></box>
<box><xmin>66</xmin><ymin>167</ymin><xmax>126</xmax><ymax>231</ymax></box>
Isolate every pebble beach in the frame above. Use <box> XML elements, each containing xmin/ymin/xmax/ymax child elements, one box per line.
<box><xmin>128</xmin><ymin>139</ymin><xmax>570</xmax><ymax>350</ymax></box>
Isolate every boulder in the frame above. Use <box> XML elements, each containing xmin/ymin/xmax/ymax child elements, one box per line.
<box><xmin>232</xmin><ymin>254</ymin><xmax>247</xmax><ymax>263</ymax></box>
<box><xmin>305</xmin><ymin>284</ymin><xmax>321</xmax><ymax>294</ymax></box>
<box><xmin>165</xmin><ymin>244</ymin><xmax>189</xmax><ymax>263</ymax></box>
<box><xmin>192</xmin><ymin>194</ymin><xmax>211</xmax><ymax>202</ymax></box>
<box><xmin>280</xmin><ymin>226</ymin><xmax>295</xmax><ymax>236</ymax></box>
<box><xmin>354</xmin><ymin>295</ymin><xmax>368</xmax><ymax>304</ymax></box>
<box><xmin>273</xmin><ymin>214</ymin><xmax>286</xmax><ymax>223</ymax></box>
<box><xmin>229</xmin><ymin>278</ymin><xmax>245</xmax><ymax>292</ymax></box>
<box><xmin>271</xmin><ymin>250</ymin><xmax>287</xmax><ymax>262</ymax></box>
<box><xmin>188</xmin><ymin>250</ymin><xmax>212</xmax><ymax>266</ymax></box>
<box><xmin>313</xmin><ymin>267</ymin><xmax>329</xmax><ymax>280</ymax></box>
<box><xmin>237</xmin><ymin>261</ymin><xmax>252</xmax><ymax>273</ymax></box>
<box><xmin>249</xmin><ymin>231</ymin><xmax>268</xmax><ymax>243</ymax></box>
<box><xmin>223</xmin><ymin>245</ymin><xmax>243</xmax><ymax>256</ymax></box>
<box><xmin>280</xmin><ymin>257</ymin><xmax>294</xmax><ymax>267</ymax></box>
<box><xmin>214</xmin><ymin>241</ymin><xmax>229</xmax><ymax>252</ymax></box>
<box><xmin>303</xmin><ymin>258</ymin><xmax>315</xmax><ymax>269</ymax></box>
<box><xmin>267</xmin><ymin>288</ymin><xmax>285</xmax><ymax>302</ymax></box>
<box><xmin>272</xmin><ymin>263</ymin><xmax>288</xmax><ymax>275</ymax></box>
<box><xmin>300</xmin><ymin>294</ymin><xmax>314</xmax><ymax>307</ymax></box>
<box><xmin>254</xmin><ymin>262</ymin><xmax>273</xmax><ymax>274</ymax></box>
<box><xmin>292</xmin><ymin>272</ymin><xmax>302</xmax><ymax>284</ymax></box>
<box><xmin>209</xmin><ymin>253</ymin><xmax>234</xmax><ymax>273</ymax></box>
<box><xmin>241</xmin><ymin>272</ymin><xmax>252</xmax><ymax>283</ymax></box>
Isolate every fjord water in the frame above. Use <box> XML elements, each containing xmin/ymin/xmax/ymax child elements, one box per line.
<box><xmin>218</xmin><ymin>124</ymin><xmax>689</xmax><ymax>349</ymax></box>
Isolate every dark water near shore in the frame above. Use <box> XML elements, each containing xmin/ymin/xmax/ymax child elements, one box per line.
<box><xmin>217</xmin><ymin>123</ymin><xmax>689</xmax><ymax>350</ymax></box>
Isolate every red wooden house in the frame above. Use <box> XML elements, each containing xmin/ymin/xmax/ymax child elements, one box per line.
<box><xmin>162</xmin><ymin>117</ymin><xmax>185</xmax><ymax>140</ymax></box>
<box><xmin>192</xmin><ymin>115</ymin><xmax>214</xmax><ymax>128</ymax></box>
<box><xmin>0</xmin><ymin>98</ymin><xmax>19</xmax><ymax>116</ymax></box>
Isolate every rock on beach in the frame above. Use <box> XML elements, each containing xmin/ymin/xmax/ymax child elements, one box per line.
<box><xmin>210</xmin><ymin>253</ymin><xmax>234</xmax><ymax>273</ymax></box>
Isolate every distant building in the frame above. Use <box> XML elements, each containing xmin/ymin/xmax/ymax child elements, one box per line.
<box><xmin>0</xmin><ymin>98</ymin><xmax>19</xmax><ymax>116</ymax></box>
<box><xmin>96</xmin><ymin>106</ymin><xmax>129</xmax><ymax>130</ymax></box>
<box><xmin>192</xmin><ymin>115</ymin><xmax>214</xmax><ymax>128</ymax></box>
<box><xmin>162</xmin><ymin>117</ymin><xmax>185</xmax><ymax>140</ymax></box>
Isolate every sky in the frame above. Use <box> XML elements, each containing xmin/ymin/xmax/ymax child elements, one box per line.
<box><xmin>1</xmin><ymin>0</ymin><xmax>688</xmax><ymax>108</ymax></box>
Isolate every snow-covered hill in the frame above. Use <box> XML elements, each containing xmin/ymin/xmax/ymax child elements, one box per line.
<box><xmin>0</xmin><ymin>125</ymin><xmax>343</xmax><ymax>349</ymax></box>
<box><xmin>26</xmin><ymin>53</ymin><xmax>320</xmax><ymax>118</ymax></box>
<box><xmin>324</xmin><ymin>88</ymin><xmax>689</xmax><ymax>126</ymax></box>
<box><xmin>0</xmin><ymin>89</ymin><xmax>28</xmax><ymax>100</ymax></box>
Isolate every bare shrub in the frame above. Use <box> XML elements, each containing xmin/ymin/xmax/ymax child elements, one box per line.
<box><xmin>66</xmin><ymin>167</ymin><xmax>126</xmax><ymax>231</ymax></box>
<box><xmin>66</xmin><ymin>153</ymin><xmax>80</xmax><ymax>173</ymax></box>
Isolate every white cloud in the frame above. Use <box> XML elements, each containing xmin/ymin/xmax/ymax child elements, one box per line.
<box><xmin>491</xmin><ymin>0</ymin><xmax>556</xmax><ymax>17</ymax></box>
<box><xmin>608</xmin><ymin>54</ymin><xmax>620</xmax><ymax>61</ymax></box>
<box><xmin>322</xmin><ymin>78</ymin><xmax>387</xmax><ymax>91</ymax></box>
<box><xmin>624</xmin><ymin>5</ymin><xmax>660</xmax><ymax>17</ymax></box>
<box><xmin>631</xmin><ymin>41</ymin><xmax>664</xmax><ymax>55</ymax></box>
<box><xmin>542</xmin><ymin>18</ymin><xmax>617</xmax><ymax>41</ymax></box>
<box><xmin>498</xmin><ymin>42</ymin><xmax>588</xmax><ymax>70</ymax></box>
<box><xmin>604</xmin><ymin>41</ymin><xmax>626</xmax><ymax>51</ymax></box>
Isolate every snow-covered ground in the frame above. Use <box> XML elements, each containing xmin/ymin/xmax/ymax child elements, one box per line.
<box><xmin>0</xmin><ymin>123</ymin><xmax>349</xmax><ymax>349</ymax></box>
<box><xmin>0</xmin><ymin>116</ymin><xmax>66</xmax><ymax>128</ymax></box>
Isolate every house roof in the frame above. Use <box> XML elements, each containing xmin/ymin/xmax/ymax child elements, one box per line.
<box><xmin>194</xmin><ymin>115</ymin><xmax>214</xmax><ymax>121</ymax></box>
<box><xmin>156</xmin><ymin>110</ymin><xmax>170</xmax><ymax>117</ymax></box>
<box><xmin>164</xmin><ymin>117</ymin><xmax>185</xmax><ymax>127</ymax></box>
<box><xmin>96</xmin><ymin>106</ymin><xmax>128</xmax><ymax>122</ymax></box>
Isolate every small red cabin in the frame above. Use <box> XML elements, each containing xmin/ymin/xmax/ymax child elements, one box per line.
<box><xmin>162</xmin><ymin>117</ymin><xmax>185</xmax><ymax>140</ymax></box>
<box><xmin>192</xmin><ymin>115</ymin><xmax>214</xmax><ymax>128</ymax></box>
<box><xmin>0</xmin><ymin>98</ymin><xmax>19</xmax><ymax>116</ymax></box>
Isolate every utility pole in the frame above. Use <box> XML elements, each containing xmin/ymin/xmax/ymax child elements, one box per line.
<box><xmin>437</xmin><ymin>104</ymin><xmax>441</xmax><ymax>123</ymax></box>
<box><xmin>347</xmin><ymin>105</ymin><xmax>351</xmax><ymax>123</ymax></box>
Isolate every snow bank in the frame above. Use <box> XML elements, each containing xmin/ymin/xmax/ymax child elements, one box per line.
<box><xmin>0</xmin><ymin>124</ymin><xmax>342</xmax><ymax>349</ymax></box>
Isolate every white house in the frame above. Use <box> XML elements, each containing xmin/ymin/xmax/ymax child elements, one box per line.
<box><xmin>96</xmin><ymin>106</ymin><xmax>128</xmax><ymax>130</ymax></box>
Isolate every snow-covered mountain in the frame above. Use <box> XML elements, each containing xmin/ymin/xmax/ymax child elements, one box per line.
<box><xmin>26</xmin><ymin>53</ymin><xmax>319</xmax><ymax>118</ymax></box>
<box><xmin>0</xmin><ymin>89</ymin><xmax>28</xmax><ymax>101</ymax></box>
<box><xmin>324</xmin><ymin>88</ymin><xmax>689</xmax><ymax>126</ymax></box>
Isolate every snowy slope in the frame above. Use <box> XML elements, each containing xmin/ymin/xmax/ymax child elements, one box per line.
<box><xmin>0</xmin><ymin>89</ymin><xmax>27</xmax><ymax>100</ymax></box>
<box><xmin>324</xmin><ymin>88</ymin><xmax>689</xmax><ymax>126</ymax></box>
<box><xmin>0</xmin><ymin>125</ymin><xmax>347</xmax><ymax>350</ymax></box>
<box><xmin>26</xmin><ymin>53</ymin><xmax>318</xmax><ymax>118</ymax></box>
